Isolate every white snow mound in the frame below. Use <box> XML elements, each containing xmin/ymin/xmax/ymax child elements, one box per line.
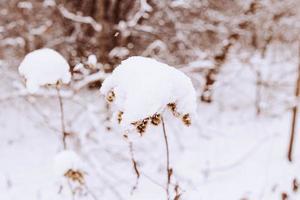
<box><xmin>100</xmin><ymin>56</ymin><xmax>196</xmax><ymax>128</ymax></box>
<box><xmin>53</xmin><ymin>150</ymin><xmax>83</xmax><ymax>178</ymax></box>
<box><xmin>87</xmin><ymin>54</ymin><xmax>97</xmax><ymax>65</ymax></box>
<box><xmin>19</xmin><ymin>48</ymin><xmax>71</xmax><ymax>93</ymax></box>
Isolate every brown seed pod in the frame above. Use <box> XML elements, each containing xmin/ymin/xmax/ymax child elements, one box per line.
<box><xmin>106</xmin><ymin>90</ymin><xmax>115</xmax><ymax>103</ymax></box>
<box><xmin>151</xmin><ymin>113</ymin><xmax>161</xmax><ymax>126</ymax></box>
<box><xmin>182</xmin><ymin>114</ymin><xmax>191</xmax><ymax>126</ymax></box>
<box><xmin>167</xmin><ymin>103</ymin><xmax>176</xmax><ymax>112</ymax></box>
<box><xmin>132</xmin><ymin>118</ymin><xmax>149</xmax><ymax>135</ymax></box>
<box><xmin>117</xmin><ymin>111</ymin><xmax>123</xmax><ymax>124</ymax></box>
<box><xmin>167</xmin><ymin>102</ymin><xmax>180</xmax><ymax>117</ymax></box>
<box><xmin>64</xmin><ymin>169</ymin><xmax>85</xmax><ymax>184</ymax></box>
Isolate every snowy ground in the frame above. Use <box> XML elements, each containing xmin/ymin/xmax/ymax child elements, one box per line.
<box><xmin>1</xmin><ymin>55</ymin><xmax>300</xmax><ymax>200</ymax></box>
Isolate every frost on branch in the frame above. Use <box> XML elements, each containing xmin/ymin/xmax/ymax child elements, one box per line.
<box><xmin>100</xmin><ymin>56</ymin><xmax>196</xmax><ymax>134</ymax></box>
<box><xmin>18</xmin><ymin>48</ymin><xmax>71</xmax><ymax>93</ymax></box>
<box><xmin>53</xmin><ymin>150</ymin><xmax>85</xmax><ymax>184</ymax></box>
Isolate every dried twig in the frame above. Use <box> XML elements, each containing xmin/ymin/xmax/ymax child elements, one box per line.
<box><xmin>56</xmin><ymin>83</ymin><xmax>67</xmax><ymax>149</ymax></box>
<box><xmin>287</xmin><ymin>41</ymin><xmax>300</xmax><ymax>162</ymax></box>
<box><xmin>123</xmin><ymin>134</ymin><xmax>140</xmax><ymax>194</ymax></box>
<box><xmin>58</xmin><ymin>5</ymin><xmax>102</xmax><ymax>32</ymax></box>
<box><xmin>161</xmin><ymin>116</ymin><xmax>172</xmax><ymax>200</ymax></box>
<box><xmin>73</xmin><ymin>71</ymin><xmax>108</xmax><ymax>91</ymax></box>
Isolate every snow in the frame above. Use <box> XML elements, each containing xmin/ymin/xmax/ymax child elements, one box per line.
<box><xmin>17</xmin><ymin>1</ymin><xmax>33</xmax><ymax>10</ymax></box>
<box><xmin>87</xmin><ymin>54</ymin><xmax>97</xmax><ymax>65</ymax></box>
<box><xmin>74</xmin><ymin>63</ymin><xmax>84</xmax><ymax>71</ymax></box>
<box><xmin>109</xmin><ymin>47</ymin><xmax>130</xmax><ymax>59</ymax></box>
<box><xmin>43</xmin><ymin>0</ymin><xmax>56</xmax><ymax>7</ymax></box>
<box><xmin>18</xmin><ymin>48</ymin><xmax>71</xmax><ymax>93</ymax></box>
<box><xmin>53</xmin><ymin>150</ymin><xmax>83</xmax><ymax>178</ymax></box>
<box><xmin>100</xmin><ymin>56</ymin><xmax>197</xmax><ymax>130</ymax></box>
<box><xmin>2</xmin><ymin>44</ymin><xmax>300</xmax><ymax>200</ymax></box>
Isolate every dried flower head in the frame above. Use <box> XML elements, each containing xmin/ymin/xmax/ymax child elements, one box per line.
<box><xmin>100</xmin><ymin>57</ymin><xmax>197</xmax><ymax>133</ymax></box>
<box><xmin>117</xmin><ymin>111</ymin><xmax>123</xmax><ymax>124</ymax></box>
<box><xmin>64</xmin><ymin>169</ymin><xmax>85</xmax><ymax>184</ymax></box>
<box><xmin>167</xmin><ymin>103</ymin><xmax>176</xmax><ymax>112</ymax></box>
<box><xmin>106</xmin><ymin>90</ymin><xmax>115</xmax><ymax>103</ymax></box>
<box><xmin>132</xmin><ymin>118</ymin><xmax>149</xmax><ymax>135</ymax></box>
<box><xmin>182</xmin><ymin>114</ymin><xmax>191</xmax><ymax>126</ymax></box>
<box><xmin>167</xmin><ymin>102</ymin><xmax>180</xmax><ymax>117</ymax></box>
<box><xmin>151</xmin><ymin>113</ymin><xmax>161</xmax><ymax>126</ymax></box>
<box><xmin>53</xmin><ymin>150</ymin><xmax>85</xmax><ymax>184</ymax></box>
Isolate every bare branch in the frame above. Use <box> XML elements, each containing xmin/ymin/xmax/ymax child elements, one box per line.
<box><xmin>73</xmin><ymin>71</ymin><xmax>108</xmax><ymax>91</ymax></box>
<box><xmin>58</xmin><ymin>5</ymin><xmax>102</xmax><ymax>32</ymax></box>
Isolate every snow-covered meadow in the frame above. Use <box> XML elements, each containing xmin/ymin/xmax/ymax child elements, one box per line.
<box><xmin>1</xmin><ymin>43</ymin><xmax>300</xmax><ymax>200</ymax></box>
<box><xmin>1</xmin><ymin>0</ymin><xmax>300</xmax><ymax>200</ymax></box>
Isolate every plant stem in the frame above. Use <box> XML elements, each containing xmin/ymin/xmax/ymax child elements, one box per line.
<box><xmin>56</xmin><ymin>83</ymin><xmax>67</xmax><ymax>149</ymax></box>
<box><xmin>161</xmin><ymin>116</ymin><xmax>171</xmax><ymax>200</ymax></box>
<box><xmin>124</xmin><ymin>134</ymin><xmax>140</xmax><ymax>194</ymax></box>
<box><xmin>288</xmin><ymin>42</ymin><xmax>300</xmax><ymax>162</ymax></box>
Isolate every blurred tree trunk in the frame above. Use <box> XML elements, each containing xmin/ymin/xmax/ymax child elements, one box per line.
<box><xmin>60</xmin><ymin>0</ymin><xmax>135</xmax><ymax>68</ymax></box>
<box><xmin>287</xmin><ymin>42</ymin><xmax>300</xmax><ymax>162</ymax></box>
<box><xmin>201</xmin><ymin>34</ymin><xmax>237</xmax><ymax>103</ymax></box>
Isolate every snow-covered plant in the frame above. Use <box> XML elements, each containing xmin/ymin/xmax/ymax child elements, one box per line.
<box><xmin>18</xmin><ymin>48</ymin><xmax>71</xmax><ymax>93</ymax></box>
<box><xmin>100</xmin><ymin>56</ymin><xmax>196</xmax><ymax>199</ymax></box>
<box><xmin>100</xmin><ymin>56</ymin><xmax>196</xmax><ymax>134</ymax></box>
<box><xmin>18</xmin><ymin>48</ymin><xmax>71</xmax><ymax>149</ymax></box>
<box><xmin>53</xmin><ymin>150</ymin><xmax>85</xmax><ymax>184</ymax></box>
<box><xmin>52</xmin><ymin>150</ymin><xmax>92</xmax><ymax>199</ymax></box>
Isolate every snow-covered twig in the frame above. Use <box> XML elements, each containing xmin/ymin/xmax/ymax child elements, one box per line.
<box><xmin>73</xmin><ymin>71</ymin><xmax>108</xmax><ymax>91</ymax></box>
<box><xmin>58</xmin><ymin>5</ymin><xmax>102</xmax><ymax>32</ymax></box>
<box><xmin>127</xmin><ymin>0</ymin><xmax>152</xmax><ymax>27</ymax></box>
<box><xmin>0</xmin><ymin>88</ymin><xmax>74</xmax><ymax>102</ymax></box>
<box><xmin>116</xmin><ymin>0</ymin><xmax>153</xmax><ymax>36</ymax></box>
<box><xmin>142</xmin><ymin>40</ymin><xmax>168</xmax><ymax>56</ymax></box>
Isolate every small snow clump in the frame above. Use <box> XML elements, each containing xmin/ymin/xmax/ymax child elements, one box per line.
<box><xmin>53</xmin><ymin>150</ymin><xmax>85</xmax><ymax>184</ymax></box>
<box><xmin>87</xmin><ymin>54</ymin><xmax>97</xmax><ymax>66</ymax></box>
<box><xmin>19</xmin><ymin>48</ymin><xmax>71</xmax><ymax>93</ymax></box>
<box><xmin>100</xmin><ymin>56</ymin><xmax>196</xmax><ymax>134</ymax></box>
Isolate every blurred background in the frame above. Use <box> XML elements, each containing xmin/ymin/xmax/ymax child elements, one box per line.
<box><xmin>1</xmin><ymin>0</ymin><xmax>300</xmax><ymax>200</ymax></box>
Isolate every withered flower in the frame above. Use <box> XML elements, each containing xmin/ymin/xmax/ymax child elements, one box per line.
<box><xmin>117</xmin><ymin>111</ymin><xmax>123</xmax><ymax>124</ymax></box>
<box><xmin>132</xmin><ymin>118</ymin><xmax>149</xmax><ymax>135</ymax></box>
<box><xmin>167</xmin><ymin>102</ymin><xmax>180</xmax><ymax>117</ymax></box>
<box><xmin>64</xmin><ymin>169</ymin><xmax>85</xmax><ymax>184</ymax></box>
<box><xmin>106</xmin><ymin>90</ymin><xmax>115</xmax><ymax>102</ymax></box>
<box><xmin>182</xmin><ymin>114</ymin><xmax>191</xmax><ymax>126</ymax></box>
<box><xmin>151</xmin><ymin>113</ymin><xmax>161</xmax><ymax>126</ymax></box>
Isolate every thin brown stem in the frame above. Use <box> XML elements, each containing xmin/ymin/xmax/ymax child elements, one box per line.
<box><xmin>56</xmin><ymin>83</ymin><xmax>67</xmax><ymax>149</ymax></box>
<box><xmin>288</xmin><ymin>41</ymin><xmax>300</xmax><ymax>162</ymax></box>
<box><xmin>161</xmin><ymin>116</ymin><xmax>171</xmax><ymax>200</ymax></box>
<box><xmin>124</xmin><ymin>134</ymin><xmax>140</xmax><ymax>194</ymax></box>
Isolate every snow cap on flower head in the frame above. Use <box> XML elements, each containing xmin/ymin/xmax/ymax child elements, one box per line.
<box><xmin>53</xmin><ymin>150</ymin><xmax>85</xmax><ymax>184</ymax></box>
<box><xmin>19</xmin><ymin>48</ymin><xmax>71</xmax><ymax>93</ymax></box>
<box><xmin>100</xmin><ymin>56</ymin><xmax>196</xmax><ymax>134</ymax></box>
